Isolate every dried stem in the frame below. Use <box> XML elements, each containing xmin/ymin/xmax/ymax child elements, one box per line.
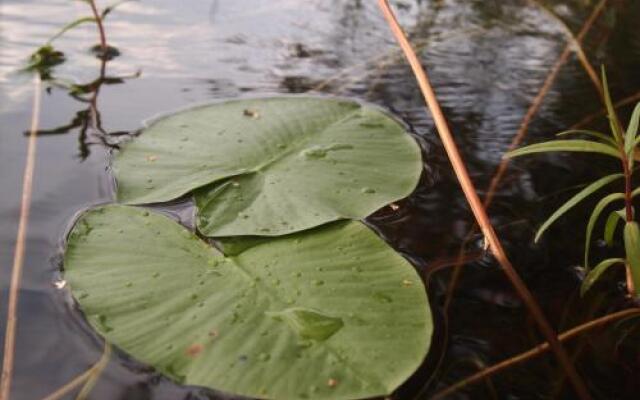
<box><xmin>377</xmin><ymin>1</ymin><xmax>591</xmax><ymax>398</ymax></box>
<box><xmin>442</xmin><ymin>0</ymin><xmax>608</xmax><ymax>314</ymax></box>
<box><xmin>483</xmin><ymin>0</ymin><xmax>607</xmax><ymax>208</ymax></box>
<box><xmin>40</xmin><ymin>343</ymin><xmax>111</xmax><ymax>400</ymax></box>
<box><xmin>571</xmin><ymin>90</ymin><xmax>640</xmax><ymax>129</ymax></box>
<box><xmin>431</xmin><ymin>308</ymin><xmax>640</xmax><ymax>400</ymax></box>
<box><xmin>0</xmin><ymin>75</ymin><xmax>42</xmax><ymax>400</ymax></box>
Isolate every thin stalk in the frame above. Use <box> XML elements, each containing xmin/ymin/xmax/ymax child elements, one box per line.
<box><xmin>0</xmin><ymin>75</ymin><xmax>42</xmax><ymax>400</ymax></box>
<box><xmin>40</xmin><ymin>343</ymin><xmax>111</xmax><ymax>400</ymax></box>
<box><xmin>444</xmin><ymin>0</ymin><xmax>608</xmax><ymax>317</ymax></box>
<box><xmin>88</xmin><ymin>0</ymin><xmax>107</xmax><ymax>53</ymax></box>
<box><xmin>377</xmin><ymin>1</ymin><xmax>591</xmax><ymax>399</ymax></box>
<box><xmin>484</xmin><ymin>0</ymin><xmax>608</xmax><ymax>208</ymax></box>
<box><xmin>571</xmin><ymin>90</ymin><xmax>640</xmax><ymax>129</ymax></box>
<box><xmin>431</xmin><ymin>308</ymin><xmax>640</xmax><ymax>400</ymax></box>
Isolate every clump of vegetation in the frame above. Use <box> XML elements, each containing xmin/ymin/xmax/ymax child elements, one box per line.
<box><xmin>508</xmin><ymin>68</ymin><xmax>640</xmax><ymax>298</ymax></box>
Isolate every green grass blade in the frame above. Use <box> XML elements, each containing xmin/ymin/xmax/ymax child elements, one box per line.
<box><xmin>102</xmin><ymin>0</ymin><xmax>138</xmax><ymax>19</ymax></box>
<box><xmin>534</xmin><ymin>173</ymin><xmax>624</xmax><ymax>242</ymax></box>
<box><xmin>624</xmin><ymin>221</ymin><xmax>640</xmax><ymax>297</ymax></box>
<box><xmin>556</xmin><ymin>130</ymin><xmax>617</xmax><ymax>146</ymax></box>
<box><xmin>584</xmin><ymin>192</ymin><xmax>625</xmax><ymax>269</ymax></box>
<box><xmin>47</xmin><ymin>16</ymin><xmax>97</xmax><ymax>44</ymax></box>
<box><xmin>601</xmin><ymin>66</ymin><xmax>624</xmax><ymax>145</ymax></box>
<box><xmin>604</xmin><ymin>209</ymin><xmax>624</xmax><ymax>247</ymax></box>
<box><xmin>581</xmin><ymin>258</ymin><xmax>625</xmax><ymax>296</ymax></box>
<box><xmin>625</xmin><ymin>102</ymin><xmax>640</xmax><ymax>156</ymax></box>
<box><xmin>506</xmin><ymin>140</ymin><xmax>620</xmax><ymax>159</ymax></box>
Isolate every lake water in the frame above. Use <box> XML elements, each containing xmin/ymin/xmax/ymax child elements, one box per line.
<box><xmin>1</xmin><ymin>0</ymin><xmax>639</xmax><ymax>399</ymax></box>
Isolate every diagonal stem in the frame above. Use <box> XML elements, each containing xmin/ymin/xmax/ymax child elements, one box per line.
<box><xmin>431</xmin><ymin>308</ymin><xmax>640</xmax><ymax>399</ymax></box>
<box><xmin>0</xmin><ymin>75</ymin><xmax>42</xmax><ymax>400</ymax></box>
<box><xmin>377</xmin><ymin>1</ymin><xmax>591</xmax><ymax>399</ymax></box>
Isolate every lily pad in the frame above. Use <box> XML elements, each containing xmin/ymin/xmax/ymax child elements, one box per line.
<box><xmin>113</xmin><ymin>97</ymin><xmax>422</xmax><ymax>236</ymax></box>
<box><xmin>64</xmin><ymin>205</ymin><xmax>432</xmax><ymax>400</ymax></box>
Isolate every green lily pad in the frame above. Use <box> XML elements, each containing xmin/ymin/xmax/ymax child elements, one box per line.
<box><xmin>113</xmin><ymin>97</ymin><xmax>422</xmax><ymax>236</ymax></box>
<box><xmin>64</xmin><ymin>205</ymin><xmax>432</xmax><ymax>400</ymax></box>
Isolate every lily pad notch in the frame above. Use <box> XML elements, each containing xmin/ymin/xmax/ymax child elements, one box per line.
<box><xmin>112</xmin><ymin>97</ymin><xmax>423</xmax><ymax>236</ymax></box>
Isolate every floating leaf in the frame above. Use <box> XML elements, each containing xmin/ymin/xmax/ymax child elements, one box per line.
<box><xmin>581</xmin><ymin>258</ymin><xmax>625</xmax><ymax>296</ymax></box>
<box><xmin>603</xmin><ymin>209</ymin><xmax>625</xmax><ymax>247</ymax></box>
<box><xmin>113</xmin><ymin>97</ymin><xmax>422</xmax><ymax>236</ymax></box>
<box><xmin>505</xmin><ymin>140</ymin><xmax>620</xmax><ymax>160</ymax></box>
<box><xmin>64</xmin><ymin>205</ymin><xmax>432</xmax><ymax>400</ymax></box>
<box><xmin>624</xmin><ymin>221</ymin><xmax>640</xmax><ymax>297</ymax></box>
<box><xmin>584</xmin><ymin>193</ymin><xmax>625</xmax><ymax>269</ymax></box>
<box><xmin>534</xmin><ymin>173</ymin><xmax>623</xmax><ymax>242</ymax></box>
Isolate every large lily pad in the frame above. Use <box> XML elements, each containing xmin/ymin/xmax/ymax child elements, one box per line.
<box><xmin>113</xmin><ymin>97</ymin><xmax>422</xmax><ymax>236</ymax></box>
<box><xmin>64</xmin><ymin>205</ymin><xmax>432</xmax><ymax>400</ymax></box>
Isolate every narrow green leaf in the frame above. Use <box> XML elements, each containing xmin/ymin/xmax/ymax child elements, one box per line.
<box><xmin>604</xmin><ymin>209</ymin><xmax>624</xmax><ymax>246</ymax></box>
<box><xmin>581</xmin><ymin>258</ymin><xmax>625</xmax><ymax>296</ymax></box>
<box><xmin>624</xmin><ymin>221</ymin><xmax>640</xmax><ymax>297</ymax></box>
<box><xmin>625</xmin><ymin>102</ymin><xmax>640</xmax><ymax>156</ymax></box>
<box><xmin>534</xmin><ymin>173</ymin><xmax>624</xmax><ymax>242</ymax></box>
<box><xmin>556</xmin><ymin>130</ymin><xmax>617</xmax><ymax>146</ymax></box>
<box><xmin>102</xmin><ymin>0</ymin><xmax>137</xmax><ymax>19</ymax></box>
<box><xmin>584</xmin><ymin>193</ymin><xmax>625</xmax><ymax>269</ymax></box>
<box><xmin>506</xmin><ymin>140</ymin><xmax>620</xmax><ymax>160</ymax></box>
<box><xmin>47</xmin><ymin>16</ymin><xmax>97</xmax><ymax>44</ymax></box>
<box><xmin>601</xmin><ymin>66</ymin><xmax>624</xmax><ymax>145</ymax></box>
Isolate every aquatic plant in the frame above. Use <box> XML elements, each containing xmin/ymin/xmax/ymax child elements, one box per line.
<box><xmin>508</xmin><ymin>68</ymin><xmax>640</xmax><ymax>297</ymax></box>
<box><xmin>62</xmin><ymin>96</ymin><xmax>432</xmax><ymax>399</ymax></box>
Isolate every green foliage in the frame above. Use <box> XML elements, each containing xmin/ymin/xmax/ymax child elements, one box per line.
<box><xmin>604</xmin><ymin>209</ymin><xmax>625</xmax><ymax>246</ymax></box>
<box><xmin>624</xmin><ymin>222</ymin><xmax>640</xmax><ymax>296</ymax></box>
<box><xmin>113</xmin><ymin>97</ymin><xmax>422</xmax><ymax>236</ymax></box>
<box><xmin>505</xmin><ymin>139</ymin><xmax>620</xmax><ymax>159</ymax></box>
<box><xmin>533</xmin><ymin>173</ymin><xmax>623</xmax><ymax>243</ymax></box>
<box><xmin>507</xmin><ymin>67</ymin><xmax>640</xmax><ymax>297</ymax></box>
<box><xmin>64</xmin><ymin>205</ymin><xmax>432</xmax><ymax>399</ymax></box>
<box><xmin>24</xmin><ymin>0</ymin><xmax>126</xmax><ymax>80</ymax></box>
<box><xmin>47</xmin><ymin>16</ymin><xmax>97</xmax><ymax>44</ymax></box>
<box><xmin>581</xmin><ymin>258</ymin><xmax>625</xmax><ymax>296</ymax></box>
<box><xmin>24</xmin><ymin>45</ymin><xmax>66</xmax><ymax>80</ymax></box>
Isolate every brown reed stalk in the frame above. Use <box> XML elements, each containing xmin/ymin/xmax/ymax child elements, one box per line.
<box><xmin>430</xmin><ymin>308</ymin><xmax>640</xmax><ymax>400</ymax></box>
<box><xmin>40</xmin><ymin>343</ymin><xmax>111</xmax><ymax>400</ymax></box>
<box><xmin>377</xmin><ymin>1</ymin><xmax>591</xmax><ymax>398</ymax></box>
<box><xmin>483</xmin><ymin>0</ymin><xmax>608</xmax><ymax>208</ymax></box>
<box><xmin>0</xmin><ymin>75</ymin><xmax>42</xmax><ymax>400</ymax></box>
<box><xmin>443</xmin><ymin>0</ymin><xmax>608</xmax><ymax>322</ymax></box>
<box><xmin>572</xmin><ymin>90</ymin><xmax>640</xmax><ymax>129</ymax></box>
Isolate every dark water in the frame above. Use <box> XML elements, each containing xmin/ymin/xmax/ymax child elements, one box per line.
<box><xmin>1</xmin><ymin>0</ymin><xmax>640</xmax><ymax>399</ymax></box>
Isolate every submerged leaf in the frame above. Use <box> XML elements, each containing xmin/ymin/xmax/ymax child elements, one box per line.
<box><xmin>534</xmin><ymin>173</ymin><xmax>624</xmax><ymax>242</ymax></box>
<box><xmin>581</xmin><ymin>258</ymin><xmax>625</xmax><ymax>296</ymax></box>
<box><xmin>113</xmin><ymin>97</ymin><xmax>422</xmax><ymax>236</ymax></box>
<box><xmin>624</xmin><ymin>222</ymin><xmax>640</xmax><ymax>297</ymax></box>
<box><xmin>584</xmin><ymin>193</ymin><xmax>625</xmax><ymax>269</ymax></box>
<box><xmin>64</xmin><ymin>205</ymin><xmax>432</xmax><ymax>400</ymax></box>
<box><xmin>505</xmin><ymin>140</ymin><xmax>620</xmax><ymax>160</ymax></box>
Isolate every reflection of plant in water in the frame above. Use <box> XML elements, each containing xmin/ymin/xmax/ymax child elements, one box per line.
<box><xmin>24</xmin><ymin>0</ymin><xmax>140</xmax><ymax>159</ymax></box>
<box><xmin>508</xmin><ymin>68</ymin><xmax>640</xmax><ymax>299</ymax></box>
